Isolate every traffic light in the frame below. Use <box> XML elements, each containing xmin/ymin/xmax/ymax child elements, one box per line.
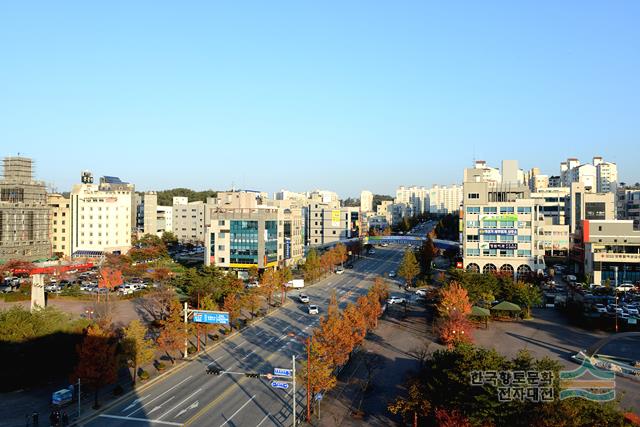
<box><xmin>207</xmin><ymin>368</ymin><xmax>222</xmax><ymax>375</ymax></box>
<box><xmin>245</xmin><ymin>373</ymin><xmax>261</xmax><ymax>378</ymax></box>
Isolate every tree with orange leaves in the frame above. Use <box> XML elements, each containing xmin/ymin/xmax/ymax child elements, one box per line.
<box><xmin>260</xmin><ymin>269</ymin><xmax>279</xmax><ymax>307</ymax></box>
<box><xmin>357</xmin><ymin>294</ymin><xmax>381</xmax><ymax>330</ymax></box>
<box><xmin>437</xmin><ymin>281</ymin><xmax>472</xmax><ymax>318</ymax></box>
<box><xmin>313</xmin><ymin>291</ymin><xmax>352</xmax><ymax>368</ymax></box>
<box><xmin>436</xmin><ymin>311</ymin><xmax>473</xmax><ymax>348</ymax></box>
<box><xmin>71</xmin><ymin>323</ymin><xmax>118</xmax><ymax>409</ymax></box>
<box><xmin>343</xmin><ymin>303</ymin><xmax>367</xmax><ymax>348</ymax></box>
<box><xmin>222</xmin><ymin>292</ymin><xmax>242</xmax><ymax>330</ymax></box>
<box><xmin>157</xmin><ymin>300</ymin><xmax>188</xmax><ymax>364</ymax></box>
<box><xmin>98</xmin><ymin>267</ymin><xmax>123</xmax><ymax>303</ymax></box>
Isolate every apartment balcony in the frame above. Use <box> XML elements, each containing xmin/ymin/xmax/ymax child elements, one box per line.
<box><xmin>593</xmin><ymin>252</ymin><xmax>640</xmax><ymax>263</ymax></box>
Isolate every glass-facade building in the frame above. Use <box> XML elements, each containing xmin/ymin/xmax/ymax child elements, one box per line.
<box><xmin>230</xmin><ymin>220</ymin><xmax>259</xmax><ymax>264</ymax></box>
<box><xmin>265</xmin><ymin>220</ymin><xmax>277</xmax><ymax>263</ymax></box>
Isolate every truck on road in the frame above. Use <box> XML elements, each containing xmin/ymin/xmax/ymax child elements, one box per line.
<box><xmin>286</xmin><ymin>279</ymin><xmax>305</xmax><ymax>288</ymax></box>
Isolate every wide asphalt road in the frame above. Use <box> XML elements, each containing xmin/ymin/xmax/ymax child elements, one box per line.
<box><xmin>82</xmin><ymin>246</ymin><xmax>403</xmax><ymax>427</ymax></box>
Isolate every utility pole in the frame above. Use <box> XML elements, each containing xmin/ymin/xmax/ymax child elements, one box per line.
<box><xmin>306</xmin><ymin>337</ymin><xmax>311</xmax><ymax>423</ymax></box>
<box><xmin>77</xmin><ymin>378</ymin><xmax>81</xmax><ymax>419</ymax></box>
<box><xmin>292</xmin><ymin>355</ymin><xmax>297</xmax><ymax>427</ymax></box>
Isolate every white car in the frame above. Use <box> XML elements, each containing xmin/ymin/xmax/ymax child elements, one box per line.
<box><xmin>336</xmin><ymin>267</ymin><xmax>344</xmax><ymax>275</ymax></box>
<box><xmin>594</xmin><ymin>304</ymin><xmax>607</xmax><ymax>313</ymax></box>
<box><xmin>387</xmin><ymin>296</ymin><xmax>406</xmax><ymax>305</ymax></box>
<box><xmin>415</xmin><ymin>289</ymin><xmax>427</xmax><ymax>297</ymax></box>
<box><xmin>615</xmin><ymin>284</ymin><xmax>635</xmax><ymax>292</ymax></box>
<box><xmin>381</xmin><ymin>243</ymin><xmax>388</xmax><ymax>247</ymax></box>
<box><xmin>624</xmin><ymin>306</ymin><xmax>639</xmax><ymax>316</ymax></box>
<box><xmin>388</xmin><ymin>271</ymin><xmax>396</xmax><ymax>278</ymax></box>
<box><xmin>246</xmin><ymin>281</ymin><xmax>260</xmax><ymax>289</ymax></box>
<box><xmin>298</xmin><ymin>294</ymin><xmax>310</xmax><ymax>304</ymax></box>
<box><xmin>308</xmin><ymin>305</ymin><xmax>319</xmax><ymax>315</ymax></box>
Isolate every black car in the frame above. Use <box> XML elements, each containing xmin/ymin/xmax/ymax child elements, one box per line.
<box><xmin>345</xmin><ymin>263</ymin><xmax>354</xmax><ymax>269</ymax></box>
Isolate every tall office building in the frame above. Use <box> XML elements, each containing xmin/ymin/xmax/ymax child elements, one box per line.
<box><xmin>360</xmin><ymin>190</ymin><xmax>373</xmax><ymax>213</ymax></box>
<box><xmin>0</xmin><ymin>157</ymin><xmax>50</xmax><ymax>262</ymax></box>
<box><xmin>70</xmin><ymin>172</ymin><xmax>133</xmax><ymax>257</ymax></box>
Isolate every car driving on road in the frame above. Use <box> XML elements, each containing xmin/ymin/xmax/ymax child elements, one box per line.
<box><xmin>387</xmin><ymin>296</ymin><xmax>406</xmax><ymax>305</ymax></box>
<box><xmin>388</xmin><ymin>270</ymin><xmax>396</xmax><ymax>278</ymax></box>
<box><xmin>308</xmin><ymin>304</ymin><xmax>319</xmax><ymax>314</ymax></box>
<box><xmin>298</xmin><ymin>294</ymin><xmax>309</xmax><ymax>304</ymax></box>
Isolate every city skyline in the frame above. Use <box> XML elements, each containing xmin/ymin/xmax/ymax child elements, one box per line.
<box><xmin>2</xmin><ymin>1</ymin><xmax>639</xmax><ymax>196</ymax></box>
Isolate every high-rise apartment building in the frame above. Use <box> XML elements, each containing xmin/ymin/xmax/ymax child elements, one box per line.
<box><xmin>156</xmin><ymin>206</ymin><xmax>173</xmax><ymax>236</ymax></box>
<box><xmin>135</xmin><ymin>192</ymin><xmax>158</xmax><ymax>237</ymax></box>
<box><xmin>360</xmin><ymin>190</ymin><xmax>373</xmax><ymax>213</ymax></box>
<box><xmin>427</xmin><ymin>185</ymin><xmax>463</xmax><ymax>214</ymax></box>
<box><xmin>0</xmin><ymin>157</ymin><xmax>50</xmax><ymax>262</ymax></box>
<box><xmin>395</xmin><ymin>186</ymin><xmax>428</xmax><ymax>216</ymax></box>
<box><xmin>48</xmin><ymin>194</ymin><xmax>71</xmax><ymax>258</ymax></box>
<box><xmin>560</xmin><ymin>157</ymin><xmax>617</xmax><ymax>193</ymax></box>
<box><xmin>70</xmin><ymin>173</ymin><xmax>133</xmax><ymax>257</ymax></box>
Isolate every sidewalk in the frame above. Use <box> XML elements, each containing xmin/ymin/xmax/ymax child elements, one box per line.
<box><xmin>314</xmin><ymin>300</ymin><xmax>435</xmax><ymax>427</ymax></box>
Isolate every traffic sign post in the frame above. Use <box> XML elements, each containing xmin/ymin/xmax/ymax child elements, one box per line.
<box><xmin>271</xmin><ymin>381</ymin><xmax>289</xmax><ymax>390</ymax></box>
<box><xmin>192</xmin><ymin>310</ymin><xmax>230</xmax><ymax>324</ymax></box>
<box><xmin>274</xmin><ymin>367</ymin><xmax>292</xmax><ymax>377</ymax></box>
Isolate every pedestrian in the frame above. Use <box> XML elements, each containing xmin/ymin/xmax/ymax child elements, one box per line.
<box><xmin>62</xmin><ymin>411</ymin><xmax>69</xmax><ymax>426</ymax></box>
<box><xmin>32</xmin><ymin>412</ymin><xmax>39</xmax><ymax>427</ymax></box>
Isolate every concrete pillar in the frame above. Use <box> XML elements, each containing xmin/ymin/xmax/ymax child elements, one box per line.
<box><xmin>31</xmin><ymin>274</ymin><xmax>46</xmax><ymax>312</ymax></box>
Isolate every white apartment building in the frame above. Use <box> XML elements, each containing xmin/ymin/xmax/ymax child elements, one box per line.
<box><xmin>156</xmin><ymin>206</ymin><xmax>173</xmax><ymax>236</ymax></box>
<box><xmin>70</xmin><ymin>173</ymin><xmax>133</xmax><ymax>257</ymax></box>
<box><xmin>427</xmin><ymin>185</ymin><xmax>462</xmax><ymax>214</ymax></box>
<box><xmin>274</xmin><ymin>189</ymin><xmax>307</xmax><ymax>201</ymax></box>
<box><xmin>560</xmin><ymin>157</ymin><xmax>617</xmax><ymax>193</ymax></box>
<box><xmin>395</xmin><ymin>186</ymin><xmax>428</xmax><ymax>216</ymax></box>
<box><xmin>172</xmin><ymin>197</ymin><xmax>206</xmax><ymax>244</ymax></box>
<box><xmin>360</xmin><ymin>190</ymin><xmax>373</xmax><ymax>213</ymax></box>
<box><xmin>464</xmin><ymin>160</ymin><xmax>502</xmax><ymax>184</ymax></box>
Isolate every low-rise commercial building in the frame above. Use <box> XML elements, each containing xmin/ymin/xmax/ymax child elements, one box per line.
<box><xmin>617</xmin><ymin>186</ymin><xmax>640</xmax><ymax>225</ymax></box>
<box><xmin>583</xmin><ymin>220</ymin><xmax>640</xmax><ymax>285</ymax></box>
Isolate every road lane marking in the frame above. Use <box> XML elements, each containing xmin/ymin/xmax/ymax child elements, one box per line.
<box><xmin>219</xmin><ymin>395</ymin><xmax>256</xmax><ymax>427</ymax></box>
<box><xmin>158</xmin><ymin>388</ymin><xmax>203</xmax><ymax>420</ymax></box>
<box><xmin>122</xmin><ymin>395</ymin><xmax>150</xmax><ymax>412</ymax></box>
<box><xmin>148</xmin><ymin>396</ymin><xmax>176</xmax><ymax>415</ymax></box>
<box><xmin>265</xmin><ymin>337</ymin><xmax>274</xmax><ymax>344</ymax></box>
<box><xmin>256</xmin><ymin>413</ymin><xmax>271</xmax><ymax>427</ymax></box>
<box><xmin>99</xmin><ymin>414</ymin><xmax>184</xmax><ymax>426</ymax></box>
<box><xmin>240</xmin><ymin>349</ymin><xmax>255</xmax><ymax>360</ymax></box>
<box><xmin>127</xmin><ymin>376</ymin><xmax>192</xmax><ymax>416</ymax></box>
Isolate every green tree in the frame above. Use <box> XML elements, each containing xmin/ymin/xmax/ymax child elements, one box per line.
<box><xmin>511</xmin><ymin>281</ymin><xmax>543</xmax><ymax>318</ymax></box>
<box><xmin>418</xmin><ymin>235</ymin><xmax>438</xmax><ymax>272</ymax></box>
<box><xmin>122</xmin><ymin>320</ymin><xmax>156</xmax><ymax>384</ymax></box>
<box><xmin>398</xmin><ymin>249</ymin><xmax>420</xmax><ymax>287</ymax></box>
<box><xmin>388</xmin><ymin>378</ymin><xmax>431</xmax><ymax>427</ymax></box>
<box><xmin>161</xmin><ymin>231</ymin><xmax>178</xmax><ymax>246</ymax></box>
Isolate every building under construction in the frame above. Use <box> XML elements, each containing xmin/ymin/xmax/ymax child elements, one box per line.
<box><xmin>0</xmin><ymin>157</ymin><xmax>51</xmax><ymax>262</ymax></box>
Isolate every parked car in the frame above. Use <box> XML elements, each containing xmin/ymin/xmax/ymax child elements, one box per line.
<box><xmin>345</xmin><ymin>263</ymin><xmax>354</xmax><ymax>269</ymax></box>
<box><xmin>336</xmin><ymin>266</ymin><xmax>345</xmax><ymax>275</ymax></box>
<box><xmin>624</xmin><ymin>306</ymin><xmax>639</xmax><ymax>316</ymax></box>
<box><xmin>246</xmin><ymin>281</ymin><xmax>260</xmax><ymax>289</ymax></box>
<box><xmin>381</xmin><ymin>243</ymin><xmax>389</xmax><ymax>247</ymax></box>
<box><xmin>388</xmin><ymin>270</ymin><xmax>396</xmax><ymax>278</ymax></box>
<box><xmin>615</xmin><ymin>284</ymin><xmax>635</xmax><ymax>292</ymax></box>
<box><xmin>415</xmin><ymin>289</ymin><xmax>427</xmax><ymax>297</ymax></box>
<box><xmin>308</xmin><ymin>305</ymin><xmax>319</xmax><ymax>315</ymax></box>
<box><xmin>368</xmin><ymin>249</ymin><xmax>376</xmax><ymax>255</ymax></box>
<box><xmin>298</xmin><ymin>294</ymin><xmax>310</xmax><ymax>304</ymax></box>
<box><xmin>594</xmin><ymin>304</ymin><xmax>607</xmax><ymax>313</ymax></box>
<box><xmin>387</xmin><ymin>296</ymin><xmax>407</xmax><ymax>305</ymax></box>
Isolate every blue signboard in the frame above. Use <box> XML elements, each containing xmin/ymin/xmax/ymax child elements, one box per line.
<box><xmin>274</xmin><ymin>368</ymin><xmax>292</xmax><ymax>377</ymax></box>
<box><xmin>284</xmin><ymin>238</ymin><xmax>291</xmax><ymax>260</ymax></box>
<box><xmin>192</xmin><ymin>310</ymin><xmax>229</xmax><ymax>324</ymax></box>
<box><xmin>479</xmin><ymin>229</ymin><xmax>517</xmax><ymax>235</ymax></box>
<box><xmin>271</xmin><ymin>381</ymin><xmax>290</xmax><ymax>390</ymax></box>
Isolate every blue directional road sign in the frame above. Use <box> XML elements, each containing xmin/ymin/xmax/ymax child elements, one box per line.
<box><xmin>274</xmin><ymin>368</ymin><xmax>292</xmax><ymax>377</ymax></box>
<box><xmin>271</xmin><ymin>381</ymin><xmax>290</xmax><ymax>390</ymax></box>
<box><xmin>315</xmin><ymin>393</ymin><xmax>323</xmax><ymax>401</ymax></box>
<box><xmin>192</xmin><ymin>310</ymin><xmax>229</xmax><ymax>324</ymax></box>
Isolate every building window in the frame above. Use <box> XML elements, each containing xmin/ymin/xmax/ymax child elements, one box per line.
<box><xmin>466</xmin><ymin>207</ymin><xmax>480</xmax><ymax>214</ymax></box>
<box><xmin>467</xmin><ymin>193</ymin><xmax>479</xmax><ymax>199</ymax></box>
<box><xmin>500</xmin><ymin>207</ymin><xmax>514</xmax><ymax>214</ymax></box>
<box><xmin>483</xmin><ymin>207</ymin><xmax>497</xmax><ymax>214</ymax></box>
<box><xmin>518</xmin><ymin>235</ymin><xmax>531</xmax><ymax>242</ymax></box>
<box><xmin>466</xmin><ymin>235</ymin><xmax>479</xmax><ymax>242</ymax></box>
<box><xmin>466</xmin><ymin>248</ymin><xmax>480</xmax><ymax>256</ymax></box>
<box><xmin>218</xmin><ymin>257</ymin><xmax>225</xmax><ymax>263</ymax></box>
<box><xmin>517</xmin><ymin>207</ymin><xmax>532</xmax><ymax>214</ymax></box>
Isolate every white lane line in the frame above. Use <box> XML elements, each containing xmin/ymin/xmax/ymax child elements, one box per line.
<box><xmin>278</xmin><ymin>334</ymin><xmax>287</xmax><ymax>341</ymax></box>
<box><xmin>121</xmin><ymin>395</ymin><xmax>150</xmax><ymax>412</ymax></box>
<box><xmin>148</xmin><ymin>396</ymin><xmax>176</xmax><ymax>415</ymax></box>
<box><xmin>99</xmin><ymin>414</ymin><xmax>184</xmax><ymax>426</ymax></box>
<box><xmin>127</xmin><ymin>376</ymin><xmax>192</xmax><ymax>416</ymax></box>
<box><xmin>255</xmin><ymin>329</ymin><xmax>265</xmax><ymax>337</ymax></box>
<box><xmin>241</xmin><ymin>349</ymin><xmax>255</xmax><ymax>360</ymax></box>
<box><xmin>219</xmin><ymin>395</ymin><xmax>256</xmax><ymax>427</ymax></box>
<box><xmin>256</xmin><ymin>413</ymin><xmax>271</xmax><ymax>427</ymax></box>
<box><xmin>158</xmin><ymin>388</ymin><xmax>202</xmax><ymax>420</ymax></box>
<box><xmin>264</xmin><ymin>337</ymin><xmax>274</xmax><ymax>344</ymax></box>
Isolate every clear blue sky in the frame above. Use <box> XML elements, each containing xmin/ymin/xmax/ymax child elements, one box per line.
<box><xmin>1</xmin><ymin>1</ymin><xmax>639</xmax><ymax>197</ymax></box>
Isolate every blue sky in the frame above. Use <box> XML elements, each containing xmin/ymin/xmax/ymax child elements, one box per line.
<box><xmin>1</xmin><ymin>1</ymin><xmax>639</xmax><ymax>197</ymax></box>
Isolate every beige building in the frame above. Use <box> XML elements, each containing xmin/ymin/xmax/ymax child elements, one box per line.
<box><xmin>360</xmin><ymin>190</ymin><xmax>373</xmax><ymax>213</ymax></box>
<box><xmin>583</xmin><ymin>220</ymin><xmax>640</xmax><ymax>285</ymax></box>
<box><xmin>48</xmin><ymin>194</ymin><xmax>71</xmax><ymax>258</ymax></box>
<box><xmin>0</xmin><ymin>157</ymin><xmax>50</xmax><ymax>262</ymax></box>
<box><xmin>156</xmin><ymin>205</ymin><xmax>173</xmax><ymax>236</ymax></box>
<box><xmin>70</xmin><ymin>173</ymin><xmax>133</xmax><ymax>257</ymax></box>
<box><xmin>172</xmin><ymin>197</ymin><xmax>206</xmax><ymax>244</ymax></box>
<box><xmin>135</xmin><ymin>192</ymin><xmax>158</xmax><ymax>237</ymax></box>
<box><xmin>428</xmin><ymin>184</ymin><xmax>463</xmax><ymax>214</ymax></box>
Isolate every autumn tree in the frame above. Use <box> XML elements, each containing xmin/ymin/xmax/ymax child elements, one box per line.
<box><xmin>260</xmin><ymin>269</ymin><xmax>279</xmax><ymax>307</ymax></box>
<box><xmin>313</xmin><ymin>291</ymin><xmax>352</xmax><ymax>368</ymax></box>
<box><xmin>357</xmin><ymin>294</ymin><xmax>381</xmax><ymax>330</ymax></box>
<box><xmin>398</xmin><ymin>249</ymin><xmax>420</xmax><ymax>287</ymax></box>
<box><xmin>242</xmin><ymin>288</ymin><xmax>262</xmax><ymax>318</ymax></box>
<box><xmin>434</xmin><ymin>408</ymin><xmax>472</xmax><ymax>427</ymax></box>
<box><xmin>436</xmin><ymin>311</ymin><xmax>473</xmax><ymax>348</ymax></box>
<box><xmin>222</xmin><ymin>293</ymin><xmax>242</xmax><ymax>330</ymax></box>
<box><xmin>343</xmin><ymin>303</ymin><xmax>367</xmax><ymax>348</ymax></box>
<box><xmin>72</xmin><ymin>324</ymin><xmax>118</xmax><ymax>409</ymax></box>
<box><xmin>303</xmin><ymin>249</ymin><xmax>321</xmax><ymax>282</ymax></box>
<box><xmin>388</xmin><ymin>378</ymin><xmax>431</xmax><ymax>427</ymax></box>
<box><xmin>298</xmin><ymin>337</ymin><xmax>337</xmax><ymax>399</ymax></box>
<box><xmin>370</xmin><ymin>277</ymin><xmax>390</xmax><ymax>305</ymax></box>
<box><xmin>161</xmin><ymin>231</ymin><xmax>178</xmax><ymax>247</ymax></box>
<box><xmin>279</xmin><ymin>266</ymin><xmax>293</xmax><ymax>305</ymax></box>
<box><xmin>247</xmin><ymin>265</ymin><xmax>259</xmax><ymax>283</ymax></box>
<box><xmin>157</xmin><ymin>300</ymin><xmax>188</xmax><ymax>364</ymax></box>
<box><xmin>138</xmin><ymin>285</ymin><xmax>176</xmax><ymax>324</ymax></box>
<box><xmin>98</xmin><ymin>267</ymin><xmax>123</xmax><ymax>303</ymax></box>
<box><xmin>418</xmin><ymin>235</ymin><xmax>438</xmax><ymax>272</ymax></box>
<box><xmin>121</xmin><ymin>320</ymin><xmax>156</xmax><ymax>384</ymax></box>
<box><xmin>438</xmin><ymin>281</ymin><xmax>472</xmax><ymax>318</ymax></box>
<box><xmin>198</xmin><ymin>295</ymin><xmax>218</xmax><ymax>345</ymax></box>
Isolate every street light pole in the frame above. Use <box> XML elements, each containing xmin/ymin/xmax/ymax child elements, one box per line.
<box><xmin>292</xmin><ymin>355</ymin><xmax>296</xmax><ymax>427</ymax></box>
